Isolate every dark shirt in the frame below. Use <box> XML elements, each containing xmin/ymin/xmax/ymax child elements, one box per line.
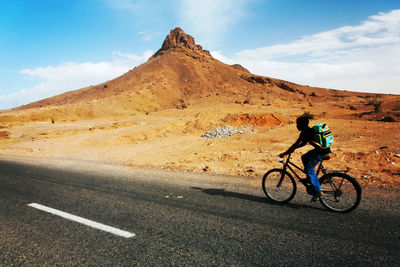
<box><xmin>299</xmin><ymin>127</ymin><xmax>331</xmax><ymax>154</ymax></box>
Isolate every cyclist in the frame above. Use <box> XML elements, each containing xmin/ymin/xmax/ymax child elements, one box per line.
<box><xmin>279</xmin><ymin>116</ymin><xmax>331</xmax><ymax>200</ymax></box>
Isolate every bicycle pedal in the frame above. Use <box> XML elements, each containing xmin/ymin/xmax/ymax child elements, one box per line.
<box><xmin>310</xmin><ymin>196</ymin><xmax>320</xmax><ymax>202</ymax></box>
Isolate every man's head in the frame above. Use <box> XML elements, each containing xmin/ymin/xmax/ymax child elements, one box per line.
<box><xmin>296</xmin><ymin>116</ymin><xmax>309</xmax><ymax>131</ymax></box>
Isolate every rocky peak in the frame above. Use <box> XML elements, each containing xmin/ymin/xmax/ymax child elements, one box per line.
<box><xmin>153</xmin><ymin>27</ymin><xmax>210</xmax><ymax>57</ymax></box>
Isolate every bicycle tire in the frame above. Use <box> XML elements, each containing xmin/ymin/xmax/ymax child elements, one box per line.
<box><xmin>319</xmin><ymin>173</ymin><xmax>362</xmax><ymax>213</ymax></box>
<box><xmin>262</xmin><ymin>169</ymin><xmax>297</xmax><ymax>203</ymax></box>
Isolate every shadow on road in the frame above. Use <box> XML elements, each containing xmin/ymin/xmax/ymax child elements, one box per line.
<box><xmin>191</xmin><ymin>187</ymin><xmax>325</xmax><ymax>211</ymax></box>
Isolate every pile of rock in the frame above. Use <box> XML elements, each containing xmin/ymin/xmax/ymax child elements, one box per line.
<box><xmin>201</xmin><ymin>126</ymin><xmax>255</xmax><ymax>139</ymax></box>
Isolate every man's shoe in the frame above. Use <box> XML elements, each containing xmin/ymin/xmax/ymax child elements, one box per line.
<box><xmin>311</xmin><ymin>191</ymin><xmax>323</xmax><ymax>202</ymax></box>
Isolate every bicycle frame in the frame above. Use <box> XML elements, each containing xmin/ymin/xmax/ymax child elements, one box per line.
<box><xmin>280</xmin><ymin>153</ymin><xmax>327</xmax><ymax>182</ymax></box>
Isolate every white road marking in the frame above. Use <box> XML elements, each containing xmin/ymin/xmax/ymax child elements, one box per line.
<box><xmin>28</xmin><ymin>203</ymin><xmax>136</xmax><ymax>238</ymax></box>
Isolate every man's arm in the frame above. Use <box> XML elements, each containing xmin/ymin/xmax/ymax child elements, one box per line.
<box><xmin>279</xmin><ymin>134</ymin><xmax>307</xmax><ymax>157</ymax></box>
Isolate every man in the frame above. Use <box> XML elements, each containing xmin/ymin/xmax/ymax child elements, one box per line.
<box><xmin>279</xmin><ymin>116</ymin><xmax>331</xmax><ymax>199</ymax></box>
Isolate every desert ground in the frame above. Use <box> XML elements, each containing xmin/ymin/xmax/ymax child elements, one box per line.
<box><xmin>0</xmin><ymin>101</ymin><xmax>399</xmax><ymax>190</ymax></box>
<box><xmin>0</xmin><ymin>28</ymin><xmax>399</xmax><ymax>190</ymax></box>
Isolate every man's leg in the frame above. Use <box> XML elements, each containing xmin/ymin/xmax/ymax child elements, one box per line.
<box><xmin>301</xmin><ymin>150</ymin><xmax>323</xmax><ymax>193</ymax></box>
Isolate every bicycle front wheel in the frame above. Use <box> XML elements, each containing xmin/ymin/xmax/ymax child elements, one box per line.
<box><xmin>262</xmin><ymin>169</ymin><xmax>296</xmax><ymax>203</ymax></box>
<box><xmin>319</xmin><ymin>173</ymin><xmax>362</xmax><ymax>213</ymax></box>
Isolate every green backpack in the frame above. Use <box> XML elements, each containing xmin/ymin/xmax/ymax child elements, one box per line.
<box><xmin>311</xmin><ymin>123</ymin><xmax>334</xmax><ymax>148</ymax></box>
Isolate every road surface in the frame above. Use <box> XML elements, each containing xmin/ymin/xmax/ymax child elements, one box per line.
<box><xmin>0</xmin><ymin>156</ymin><xmax>399</xmax><ymax>266</ymax></box>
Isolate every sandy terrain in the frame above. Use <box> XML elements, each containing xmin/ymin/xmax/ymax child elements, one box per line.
<box><xmin>1</xmin><ymin>102</ymin><xmax>399</xmax><ymax>190</ymax></box>
<box><xmin>0</xmin><ymin>28</ymin><xmax>399</xmax><ymax>190</ymax></box>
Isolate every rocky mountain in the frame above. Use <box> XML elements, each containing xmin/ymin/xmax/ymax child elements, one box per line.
<box><xmin>7</xmin><ymin>27</ymin><xmax>400</xmax><ymax>122</ymax></box>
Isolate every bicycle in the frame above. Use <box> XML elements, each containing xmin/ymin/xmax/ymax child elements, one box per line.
<box><xmin>262</xmin><ymin>153</ymin><xmax>362</xmax><ymax>213</ymax></box>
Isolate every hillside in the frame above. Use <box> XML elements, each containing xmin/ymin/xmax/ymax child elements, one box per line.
<box><xmin>0</xmin><ymin>27</ymin><xmax>399</xmax><ymax>190</ymax></box>
<box><xmin>4</xmin><ymin>27</ymin><xmax>397</xmax><ymax>123</ymax></box>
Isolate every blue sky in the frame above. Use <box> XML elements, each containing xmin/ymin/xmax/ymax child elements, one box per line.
<box><xmin>1</xmin><ymin>0</ymin><xmax>399</xmax><ymax>109</ymax></box>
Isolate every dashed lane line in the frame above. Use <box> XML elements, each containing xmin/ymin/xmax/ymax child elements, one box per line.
<box><xmin>28</xmin><ymin>203</ymin><xmax>136</xmax><ymax>238</ymax></box>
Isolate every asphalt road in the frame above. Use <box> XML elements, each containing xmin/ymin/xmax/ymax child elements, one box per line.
<box><xmin>0</xmin><ymin>157</ymin><xmax>399</xmax><ymax>266</ymax></box>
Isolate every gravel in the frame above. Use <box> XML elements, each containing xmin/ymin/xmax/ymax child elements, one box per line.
<box><xmin>201</xmin><ymin>126</ymin><xmax>255</xmax><ymax>139</ymax></box>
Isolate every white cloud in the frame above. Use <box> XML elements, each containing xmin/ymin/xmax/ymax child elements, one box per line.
<box><xmin>178</xmin><ymin>0</ymin><xmax>251</xmax><ymax>48</ymax></box>
<box><xmin>113</xmin><ymin>50</ymin><xmax>154</xmax><ymax>63</ymax></box>
<box><xmin>0</xmin><ymin>50</ymin><xmax>152</xmax><ymax>109</ymax></box>
<box><xmin>105</xmin><ymin>0</ymin><xmax>252</xmax><ymax>48</ymax></box>
<box><xmin>213</xmin><ymin>9</ymin><xmax>400</xmax><ymax>94</ymax></box>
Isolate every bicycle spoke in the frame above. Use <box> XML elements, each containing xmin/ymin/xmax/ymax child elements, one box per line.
<box><xmin>336</xmin><ymin>178</ymin><xmax>345</xmax><ymax>190</ymax></box>
<box><xmin>326</xmin><ymin>180</ymin><xmax>339</xmax><ymax>191</ymax></box>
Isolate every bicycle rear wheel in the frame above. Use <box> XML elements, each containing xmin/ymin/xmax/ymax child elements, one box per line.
<box><xmin>262</xmin><ymin>169</ymin><xmax>296</xmax><ymax>203</ymax></box>
<box><xmin>319</xmin><ymin>173</ymin><xmax>362</xmax><ymax>213</ymax></box>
